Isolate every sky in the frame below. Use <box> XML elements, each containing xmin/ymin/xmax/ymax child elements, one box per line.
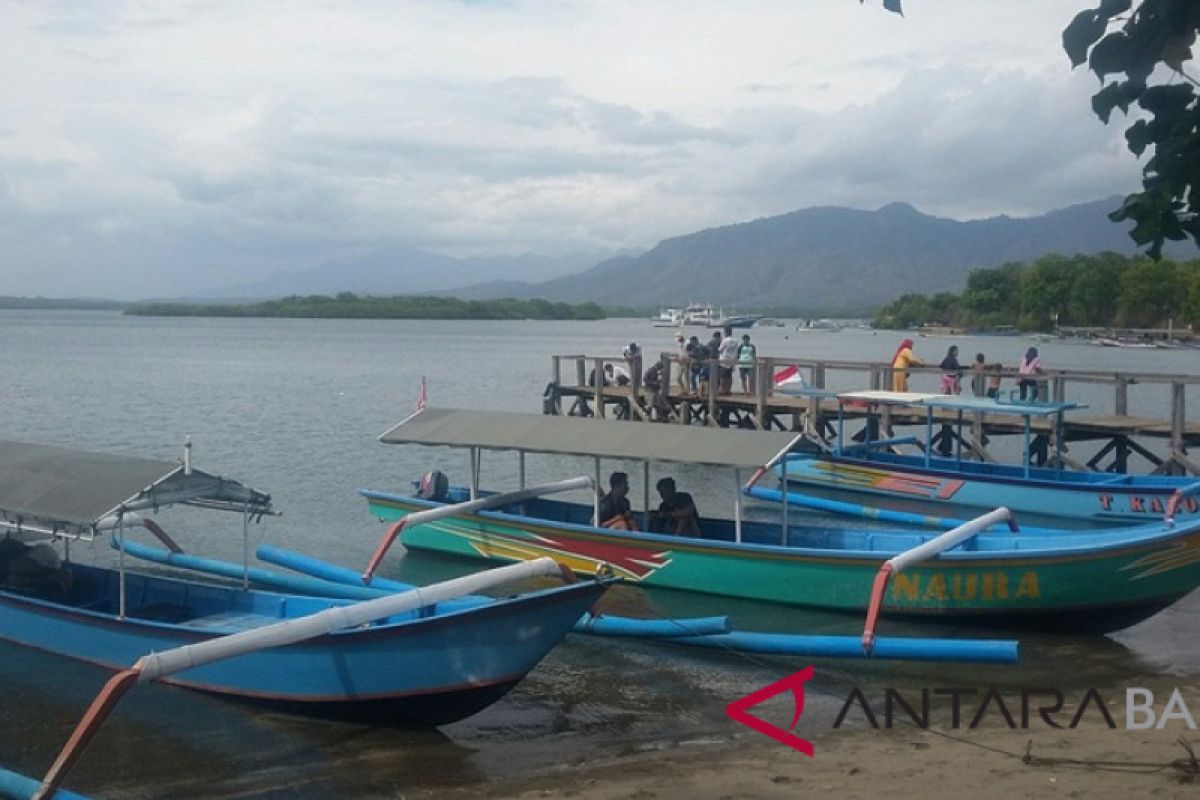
<box><xmin>0</xmin><ymin>0</ymin><xmax>1143</xmax><ymax>299</ymax></box>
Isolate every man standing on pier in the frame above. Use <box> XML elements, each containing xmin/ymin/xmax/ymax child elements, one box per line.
<box><xmin>718</xmin><ymin>326</ymin><xmax>738</xmax><ymax>395</ymax></box>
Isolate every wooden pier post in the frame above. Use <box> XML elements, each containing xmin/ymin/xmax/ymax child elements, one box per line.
<box><xmin>593</xmin><ymin>357</ymin><xmax>605</xmax><ymax>419</ymax></box>
<box><xmin>1170</xmin><ymin>381</ymin><xmax>1189</xmax><ymax>473</ymax></box>
<box><xmin>1115</xmin><ymin>377</ymin><xmax>1128</xmax><ymax>417</ymax></box>
<box><xmin>551</xmin><ymin>356</ymin><xmax>563</xmax><ymax>414</ymax></box>
<box><xmin>629</xmin><ymin>353</ymin><xmax>644</xmax><ymax>421</ymax></box>
<box><xmin>706</xmin><ymin>355</ymin><xmax>718</xmax><ymax>427</ymax></box>
<box><xmin>754</xmin><ymin>356</ymin><xmax>767</xmax><ymax>430</ymax></box>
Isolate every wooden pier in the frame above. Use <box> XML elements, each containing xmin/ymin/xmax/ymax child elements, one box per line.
<box><xmin>544</xmin><ymin>353</ymin><xmax>1200</xmax><ymax>476</ymax></box>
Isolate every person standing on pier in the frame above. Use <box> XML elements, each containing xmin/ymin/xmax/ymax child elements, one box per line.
<box><xmin>674</xmin><ymin>331</ymin><xmax>690</xmax><ymax>394</ymax></box>
<box><xmin>717</xmin><ymin>329</ymin><xmax>737</xmax><ymax>395</ymax></box>
<box><xmin>737</xmin><ymin>334</ymin><xmax>757</xmax><ymax>394</ymax></box>
<box><xmin>890</xmin><ymin>338</ymin><xmax>924</xmax><ymax>392</ymax></box>
<box><xmin>939</xmin><ymin>345</ymin><xmax>962</xmax><ymax>395</ymax></box>
<box><xmin>1018</xmin><ymin>347</ymin><xmax>1043</xmax><ymax>401</ymax></box>
<box><xmin>971</xmin><ymin>352</ymin><xmax>987</xmax><ymax>397</ymax></box>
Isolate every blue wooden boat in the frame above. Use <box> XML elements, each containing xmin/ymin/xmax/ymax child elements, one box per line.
<box><xmin>0</xmin><ymin>440</ymin><xmax>607</xmax><ymax>726</ymax></box>
<box><xmin>772</xmin><ymin>391</ymin><xmax>1200</xmax><ymax>528</ymax></box>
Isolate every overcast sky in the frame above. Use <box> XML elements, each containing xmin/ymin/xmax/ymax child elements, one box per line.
<box><xmin>1</xmin><ymin>1</ymin><xmax>1140</xmax><ymax>298</ymax></box>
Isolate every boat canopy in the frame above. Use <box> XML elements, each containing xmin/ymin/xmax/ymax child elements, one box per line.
<box><xmin>379</xmin><ymin>408</ymin><xmax>800</xmax><ymax>468</ymax></box>
<box><xmin>834</xmin><ymin>391</ymin><xmax>1085</xmax><ymax>417</ymax></box>
<box><xmin>0</xmin><ymin>440</ymin><xmax>274</xmax><ymax>539</ymax></box>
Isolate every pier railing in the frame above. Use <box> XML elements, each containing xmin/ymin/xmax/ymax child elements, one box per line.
<box><xmin>547</xmin><ymin>353</ymin><xmax>1199</xmax><ymax>475</ymax></box>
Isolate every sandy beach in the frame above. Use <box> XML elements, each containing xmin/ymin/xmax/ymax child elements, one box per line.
<box><xmin>422</xmin><ymin>723</ymin><xmax>1200</xmax><ymax>799</ymax></box>
<box><xmin>409</xmin><ymin>669</ymin><xmax>1200</xmax><ymax>800</ymax></box>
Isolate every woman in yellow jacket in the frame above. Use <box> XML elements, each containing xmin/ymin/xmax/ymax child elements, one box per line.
<box><xmin>890</xmin><ymin>338</ymin><xmax>925</xmax><ymax>392</ymax></box>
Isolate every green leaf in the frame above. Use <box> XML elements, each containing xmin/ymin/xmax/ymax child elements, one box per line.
<box><xmin>1063</xmin><ymin>9</ymin><xmax>1107</xmax><ymax>67</ymax></box>
<box><xmin>1092</xmin><ymin>81</ymin><xmax>1132</xmax><ymax>122</ymax></box>
<box><xmin>1089</xmin><ymin>32</ymin><xmax>1133</xmax><ymax>77</ymax></box>
<box><xmin>1139</xmin><ymin>83</ymin><xmax>1194</xmax><ymax>116</ymax></box>
<box><xmin>1126</xmin><ymin>119</ymin><xmax>1154</xmax><ymax>155</ymax></box>
<box><xmin>1162</xmin><ymin>33</ymin><xmax>1194</xmax><ymax>70</ymax></box>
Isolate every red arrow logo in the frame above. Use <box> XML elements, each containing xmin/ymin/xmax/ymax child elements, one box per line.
<box><xmin>725</xmin><ymin>666</ymin><xmax>815</xmax><ymax>756</ymax></box>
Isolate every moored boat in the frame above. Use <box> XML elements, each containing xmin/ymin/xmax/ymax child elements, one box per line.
<box><xmin>651</xmin><ymin>307</ymin><xmax>682</xmax><ymax>327</ymax></box>
<box><xmin>773</xmin><ymin>391</ymin><xmax>1200</xmax><ymax>528</ymax></box>
<box><xmin>679</xmin><ymin>302</ymin><xmax>719</xmax><ymax>326</ymax></box>
<box><xmin>0</xmin><ymin>439</ymin><xmax>606</xmax><ymax>726</ymax></box>
<box><xmin>708</xmin><ymin>313</ymin><xmax>762</xmax><ymax>329</ymax></box>
<box><xmin>359</xmin><ymin>408</ymin><xmax>1200</xmax><ymax>632</ymax></box>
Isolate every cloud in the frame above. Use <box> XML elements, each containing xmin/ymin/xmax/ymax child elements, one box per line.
<box><xmin>0</xmin><ymin>0</ymin><xmax>1153</xmax><ymax>298</ymax></box>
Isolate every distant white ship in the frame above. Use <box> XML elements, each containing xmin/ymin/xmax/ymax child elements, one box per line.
<box><xmin>653</xmin><ymin>303</ymin><xmax>761</xmax><ymax>328</ymax></box>
<box><xmin>680</xmin><ymin>302</ymin><xmax>719</xmax><ymax>326</ymax></box>
<box><xmin>651</xmin><ymin>307</ymin><xmax>683</xmax><ymax>327</ymax></box>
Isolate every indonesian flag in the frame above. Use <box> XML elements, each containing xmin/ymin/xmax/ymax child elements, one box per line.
<box><xmin>415</xmin><ymin>376</ymin><xmax>428</xmax><ymax>412</ymax></box>
<box><xmin>773</xmin><ymin>364</ymin><xmax>805</xmax><ymax>387</ymax></box>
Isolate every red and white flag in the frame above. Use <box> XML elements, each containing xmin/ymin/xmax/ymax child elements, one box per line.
<box><xmin>415</xmin><ymin>376</ymin><xmax>428</xmax><ymax>413</ymax></box>
<box><xmin>773</xmin><ymin>365</ymin><xmax>805</xmax><ymax>387</ymax></box>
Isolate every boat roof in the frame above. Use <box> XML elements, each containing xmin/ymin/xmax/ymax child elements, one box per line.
<box><xmin>811</xmin><ymin>390</ymin><xmax>1083</xmax><ymax>417</ymax></box>
<box><xmin>0</xmin><ymin>440</ymin><xmax>274</xmax><ymax>538</ymax></box>
<box><xmin>379</xmin><ymin>408</ymin><xmax>799</xmax><ymax>468</ymax></box>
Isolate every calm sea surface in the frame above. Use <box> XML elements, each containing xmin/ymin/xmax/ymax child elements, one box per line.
<box><xmin>2</xmin><ymin>310</ymin><xmax>1199</xmax><ymax>797</ymax></box>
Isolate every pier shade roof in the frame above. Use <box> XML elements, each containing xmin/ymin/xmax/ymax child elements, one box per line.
<box><xmin>0</xmin><ymin>440</ymin><xmax>274</xmax><ymax>537</ymax></box>
<box><xmin>835</xmin><ymin>391</ymin><xmax>1083</xmax><ymax>416</ymax></box>
<box><xmin>379</xmin><ymin>408</ymin><xmax>800</xmax><ymax>468</ymax></box>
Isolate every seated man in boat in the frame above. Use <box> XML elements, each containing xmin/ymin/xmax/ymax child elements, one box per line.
<box><xmin>0</xmin><ymin>539</ymin><xmax>73</xmax><ymax>596</ymax></box>
<box><xmin>648</xmin><ymin>477</ymin><xmax>701</xmax><ymax>537</ymax></box>
<box><xmin>597</xmin><ymin>471</ymin><xmax>638</xmax><ymax>530</ymax></box>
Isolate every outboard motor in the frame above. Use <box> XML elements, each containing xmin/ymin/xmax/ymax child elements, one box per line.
<box><xmin>417</xmin><ymin>470</ymin><xmax>450</xmax><ymax>502</ymax></box>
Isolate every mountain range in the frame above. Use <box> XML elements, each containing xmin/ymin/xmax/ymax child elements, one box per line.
<box><xmin>227</xmin><ymin>246</ymin><xmax>621</xmax><ymax>298</ymax></box>
<box><xmin>230</xmin><ymin>197</ymin><xmax>1190</xmax><ymax>312</ymax></box>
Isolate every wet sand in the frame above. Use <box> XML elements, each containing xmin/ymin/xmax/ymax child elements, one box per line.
<box><xmin>421</xmin><ymin>718</ymin><xmax>1200</xmax><ymax>800</ymax></box>
<box><xmin>8</xmin><ymin>588</ymin><xmax>1200</xmax><ymax>798</ymax></box>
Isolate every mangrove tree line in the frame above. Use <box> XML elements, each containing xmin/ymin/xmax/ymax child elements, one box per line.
<box><xmin>124</xmin><ymin>293</ymin><xmax>612</xmax><ymax>320</ymax></box>
<box><xmin>874</xmin><ymin>252</ymin><xmax>1200</xmax><ymax>331</ymax></box>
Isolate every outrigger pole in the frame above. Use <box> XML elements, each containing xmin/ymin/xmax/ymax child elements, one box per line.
<box><xmin>742</xmin><ymin>433</ymin><xmax>808</xmax><ymax>546</ymax></box>
<box><xmin>34</xmin><ymin>558</ymin><xmax>572</xmax><ymax>800</ymax></box>
<box><xmin>860</xmin><ymin>507</ymin><xmax>1019</xmax><ymax>655</ymax></box>
<box><xmin>361</xmin><ymin>476</ymin><xmax>595</xmax><ymax>582</ymax></box>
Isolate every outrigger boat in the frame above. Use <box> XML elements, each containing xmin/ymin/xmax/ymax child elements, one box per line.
<box><xmin>771</xmin><ymin>390</ymin><xmax>1200</xmax><ymax>529</ymax></box>
<box><xmin>0</xmin><ymin>439</ymin><xmax>607</xmax><ymax>727</ymax></box>
<box><xmin>360</xmin><ymin>408</ymin><xmax>1200</xmax><ymax>633</ymax></box>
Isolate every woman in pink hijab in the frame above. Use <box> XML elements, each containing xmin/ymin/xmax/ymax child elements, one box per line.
<box><xmin>890</xmin><ymin>338</ymin><xmax>924</xmax><ymax>392</ymax></box>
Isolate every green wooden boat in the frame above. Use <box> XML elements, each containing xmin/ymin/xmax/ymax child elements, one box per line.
<box><xmin>360</xmin><ymin>409</ymin><xmax>1200</xmax><ymax>632</ymax></box>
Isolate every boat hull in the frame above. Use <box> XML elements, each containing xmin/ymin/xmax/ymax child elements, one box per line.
<box><xmin>0</xmin><ymin>566</ymin><xmax>605</xmax><ymax>725</ymax></box>
<box><xmin>780</xmin><ymin>453</ymin><xmax>1200</xmax><ymax>528</ymax></box>
<box><xmin>363</xmin><ymin>491</ymin><xmax>1200</xmax><ymax>632</ymax></box>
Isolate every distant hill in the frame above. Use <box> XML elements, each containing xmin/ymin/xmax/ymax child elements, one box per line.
<box><xmin>456</xmin><ymin>198</ymin><xmax>1192</xmax><ymax>311</ymax></box>
<box><xmin>225</xmin><ymin>246</ymin><xmax>626</xmax><ymax>298</ymax></box>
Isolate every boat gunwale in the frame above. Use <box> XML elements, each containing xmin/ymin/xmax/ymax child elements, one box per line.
<box><xmin>787</xmin><ymin>451</ymin><xmax>1194</xmax><ymax>495</ymax></box>
<box><xmin>362</xmin><ymin>488</ymin><xmax>1200</xmax><ymax>564</ymax></box>
<box><xmin>0</xmin><ymin>562</ymin><xmax>609</xmax><ymax>644</ymax></box>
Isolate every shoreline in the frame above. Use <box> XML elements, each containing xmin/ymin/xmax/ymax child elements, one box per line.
<box><xmin>418</xmin><ymin>722</ymin><xmax>1200</xmax><ymax>799</ymax></box>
